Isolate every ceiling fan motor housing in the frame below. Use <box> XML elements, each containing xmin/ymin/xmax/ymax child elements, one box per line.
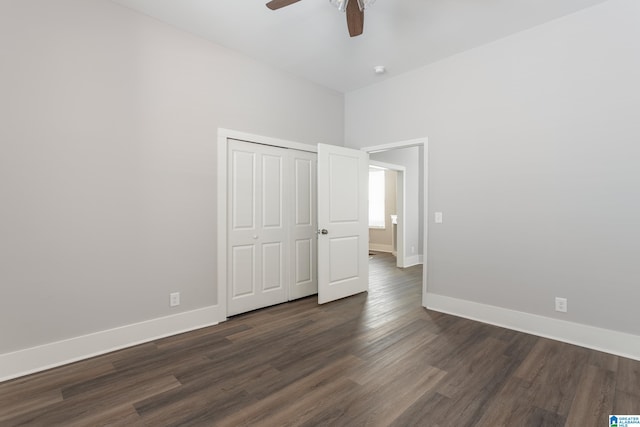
<box><xmin>329</xmin><ymin>0</ymin><xmax>377</xmax><ymax>12</ymax></box>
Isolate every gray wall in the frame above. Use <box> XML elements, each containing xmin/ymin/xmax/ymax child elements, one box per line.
<box><xmin>346</xmin><ymin>0</ymin><xmax>640</xmax><ymax>335</ymax></box>
<box><xmin>0</xmin><ymin>0</ymin><xmax>343</xmax><ymax>354</ymax></box>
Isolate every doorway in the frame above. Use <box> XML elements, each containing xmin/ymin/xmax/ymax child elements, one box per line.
<box><xmin>368</xmin><ymin>160</ymin><xmax>406</xmax><ymax>268</ymax></box>
<box><xmin>361</xmin><ymin>138</ymin><xmax>429</xmax><ymax>308</ymax></box>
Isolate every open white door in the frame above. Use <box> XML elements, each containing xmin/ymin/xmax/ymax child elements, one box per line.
<box><xmin>317</xmin><ymin>144</ymin><xmax>369</xmax><ymax>304</ymax></box>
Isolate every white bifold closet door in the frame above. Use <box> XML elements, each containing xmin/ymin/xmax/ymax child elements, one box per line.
<box><xmin>227</xmin><ymin>139</ymin><xmax>316</xmax><ymax>316</ymax></box>
<box><xmin>289</xmin><ymin>150</ymin><xmax>318</xmax><ymax>300</ymax></box>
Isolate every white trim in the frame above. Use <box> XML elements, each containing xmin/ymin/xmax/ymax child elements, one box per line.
<box><xmin>217</xmin><ymin>132</ymin><xmax>229</xmax><ymax>321</ymax></box>
<box><xmin>426</xmin><ymin>293</ymin><xmax>640</xmax><ymax>361</ymax></box>
<box><xmin>369</xmin><ymin>160</ymin><xmax>406</xmax><ymax>172</ymax></box>
<box><xmin>361</xmin><ymin>138</ymin><xmax>428</xmax><ymax>305</ymax></box>
<box><xmin>361</xmin><ymin>138</ymin><xmax>427</xmax><ymax>153</ymax></box>
<box><xmin>369</xmin><ymin>243</ymin><xmax>394</xmax><ymax>253</ymax></box>
<box><xmin>218</xmin><ymin>128</ymin><xmax>317</xmax><ymax>153</ymax></box>
<box><xmin>421</xmin><ymin>142</ymin><xmax>428</xmax><ymax>304</ymax></box>
<box><xmin>403</xmin><ymin>254</ymin><xmax>423</xmax><ymax>268</ymax></box>
<box><xmin>0</xmin><ymin>305</ymin><xmax>224</xmax><ymax>383</ymax></box>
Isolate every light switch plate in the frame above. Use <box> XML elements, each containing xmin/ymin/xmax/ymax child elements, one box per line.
<box><xmin>435</xmin><ymin>212</ymin><xmax>443</xmax><ymax>223</ymax></box>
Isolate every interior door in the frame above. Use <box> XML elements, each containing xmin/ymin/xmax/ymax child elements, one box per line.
<box><xmin>317</xmin><ymin>143</ymin><xmax>369</xmax><ymax>304</ymax></box>
<box><xmin>289</xmin><ymin>150</ymin><xmax>318</xmax><ymax>300</ymax></box>
<box><xmin>228</xmin><ymin>139</ymin><xmax>288</xmax><ymax>316</ymax></box>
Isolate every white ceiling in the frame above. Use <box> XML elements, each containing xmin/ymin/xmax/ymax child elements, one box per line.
<box><xmin>112</xmin><ymin>0</ymin><xmax>608</xmax><ymax>93</ymax></box>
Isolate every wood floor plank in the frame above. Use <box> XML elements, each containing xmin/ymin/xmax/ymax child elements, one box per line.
<box><xmin>565</xmin><ymin>364</ymin><xmax>615</xmax><ymax>427</ymax></box>
<box><xmin>588</xmin><ymin>348</ymin><xmax>620</xmax><ymax>372</ymax></box>
<box><xmin>64</xmin><ymin>403</ymin><xmax>145</xmax><ymax>427</ymax></box>
<box><xmin>0</xmin><ymin>390</ymin><xmax>63</xmax><ymax>423</ymax></box>
<box><xmin>214</xmin><ymin>355</ymin><xmax>363</xmax><ymax>427</ymax></box>
<box><xmin>0</xmin><ymin>359</ymin><xmax>116</xmax><ymax>400</ymax></box>
<box><xmin>431</xmin><ymin>351</ymin><xmax>523</xmax><ymax>425</ymax></box>
<box><xmin>133</xmin><ymin>364</ymin><xmax>278</xmax><ymax>425</ymax></box>
<box><xmin>617</xmin><ymin>357</ymin><xmax>640</xmax><ymax>397</ymax></box>
<box><xmin>4</xmin><ymin>375</ymin><xmax>181</xmax><ymax>426</ymax></box>
<box><xmin>435</xmin><ymin>336</ymin><xmax>509</xmax><ymax>399</ymax></box>
<box><xmin>474</xmin><ymin>376</ymin><xmax>540</xmax><ymax>427</ymax></box>
<box><xmin>2</xmin><ymin>253</ymin><xmax>639</xmax><ymax>426</ymax></box>
<box><xmin>387</xmin><ymin>392</ymin><xmax>451</xmax><ymax>427</ymax></box>
<box><xmin>514</xmin><ymin>338</ymin><xmax>590</xmax><ymax>416</ymax></box>
<box><xmin>347</xmin><ymin>331</ymin><xmax>438</xmax><ymax>386</ymax></box>
<box><xmin>614</xmin><ymin>389</ymin><xmax>640</xmax><ymax>414</ymax></box>
<box><xmin>138</xmin><ymin>387</ymin><xmax>255</xmax><ymax>427</ymax></box>
<box><xmin>335</xmin><ymin>363</ymin><xmax>446</xmax><ymax>426</ymax></box>
<box><xmin>525</xmin><ymin>407</ymin><xmax>566</xmax><ymax>427</ymax></box>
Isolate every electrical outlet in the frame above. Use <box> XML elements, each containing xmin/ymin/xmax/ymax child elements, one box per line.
<box><xmin>555</xmin><ymin>297</ymin><xmax>567</xmax><ymax>313</ymax></box>
<box><xmin>411</xmin><ymin>246</ymin><xmax>415</xmax><ymax>254</ymax></box>
<box><xmin>170</xmin><ymin>292</ymin><xmax>180</xmax><ymax>307</ymax></box>
<box><xmin>435</xmin><ymin>212</ymin><xmax>443</xmax><ymax>223</ymax></box>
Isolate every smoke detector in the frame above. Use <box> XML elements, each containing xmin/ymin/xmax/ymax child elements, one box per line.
<box><xmin>374</xmin><ymin>65</ymin><xmax>386</xmax><ymax>75</ymax></box>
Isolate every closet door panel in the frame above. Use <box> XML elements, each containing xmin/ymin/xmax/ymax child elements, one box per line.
<box><xmin>262</xmin><ymin>154</ymin><xmax>283</xmax><ymax>229</ymax></box>
<box><xmin>228</xmin><ymin>140</ymin><xmax>288</xmax><ymax>316</ymax></box>
<box><xmin>262</xmin><ymin>242</ymin><xmax>284</xmax><ymax>292</ymax></box>
<box><xmin>231</xmin><ymin>245</ymin><xmax>255</xmax><ymax>298</ymax></box>
<box><xmin>231</xmin><ymin>150</ymin><xmax>256</xmax><ymax>231</ymax></box>
<box><xmin>290</xmin><ymin>153</ymin><xmax>318</xmax><ymax>300</ymax></box>
<box><xmin>295</xmin><ymin>239</ymin><xmax>313</xmax><ymax>284</ymax></box>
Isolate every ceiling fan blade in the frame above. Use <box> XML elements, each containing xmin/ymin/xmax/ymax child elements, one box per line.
<box><xmin>266</xmin><ymin>0</ymin><xmax>302</xmax><ymax>10</ymax></box>
<box><xmin>346</xmin><ymin>0</ymin><xmax>364</xmax><ymax>37</ymax></box>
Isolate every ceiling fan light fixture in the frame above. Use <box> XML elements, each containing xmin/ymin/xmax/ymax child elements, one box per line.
<box><xmin>357</xmin><ymin>0</ymin><xmax>376</xmax><ymax>11</ymax></box>
<box><xmin>329</xmin><ymin>0</ymin><xmax>349</xmax><ymax>12</ymax></box>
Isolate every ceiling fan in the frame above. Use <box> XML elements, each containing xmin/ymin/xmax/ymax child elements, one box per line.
<box><xmin>265</xmin><ymin>0</ymin><xmax>377</xmax><ymax>37</ymax></box>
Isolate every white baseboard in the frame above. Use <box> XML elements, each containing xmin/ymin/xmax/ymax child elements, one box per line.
<box><xmin>424</xmin><ymin>293</ymin><xmax>640</xmax><ymax>361</ymax></box>
<box><xmin>0</xmin><ymin>305</ymin><xmax>225</xmax><ymax>383</ymax></box>
<box><xmin>403</xmin><ymin>254</ymin><xmax>423</xmax><ymax>268</ymax></box>
<box><xmin>369</xmin><ymin>243</ymin><xmax>394</xmax><ymax>253</ymax></box>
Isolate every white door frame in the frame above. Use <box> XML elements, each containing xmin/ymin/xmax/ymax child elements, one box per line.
<box><xmin>217</xmin><ymin>128</ymin><xmax>317</xmax><ymax>320</ymax></box>
<box><xmin>369</xmin><ymin>160</ymin><xmax>406</xmax><ymax>269</ymax></box>
<box><xmin>360</xmin><ymin>138</ymin><xmax>429</xmax><ymax>308</ymax></box>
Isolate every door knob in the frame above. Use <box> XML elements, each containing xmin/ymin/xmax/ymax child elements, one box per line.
<box><xmin>253</xmin><ymin>235</ymin><xmax>259</xmax><ymax>239</ymax></box>
<box><xmin>320</xmin><ymin>229</ymin><xmax>328</xmax><ymax>235</ymax></box>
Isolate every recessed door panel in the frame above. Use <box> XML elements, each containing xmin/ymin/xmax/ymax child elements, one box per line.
<box><xmin>231</xmin><ymin>245</ymin><xmax>255</xmax><ymax>298</ymax></box>
<box><xmin>295</xmin><ymin>158</ymin><xmax>312</xmax><ymax>226</ymax></box>
<box><xmin>329</xmin><ymin>154</ymin><xmax>360</xmax><ymax>223</ymax></box>
<box><xmin>262</xmin><ymin>242</ymin><xmax>283</xmax><ymax>291</ymax></box>
<box><xmin>232</xmin><ymin>150</ymin><xmax>255</xmax><ymax>230</ymax></box>
<box><xmin>329</xmin><ymin>236</ymin><xmax>360</xmax><ymax>283</ymax></box>
<box><xmin>263</xmin><ymin>154</ymin><xmax>283</xmax><ymax>229</ymax></box>
<box><xmin>295</xmin><ymin>239</ymin><xmax>312</xmax><ymax>285</ymax></box>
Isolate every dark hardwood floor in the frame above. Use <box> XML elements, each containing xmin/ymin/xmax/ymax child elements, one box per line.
<box><xmin>1</xmin><ymin>252</ymin><xmax>638</xmax><ymax>426</ymax></box>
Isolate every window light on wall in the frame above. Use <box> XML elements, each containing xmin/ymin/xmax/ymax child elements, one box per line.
<box><xmin>369</xmin><ymin>168</ymin><xmax>386</xmax><ymax>228</ymax></box>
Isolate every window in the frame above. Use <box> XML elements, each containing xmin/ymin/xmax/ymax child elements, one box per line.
<box><xmin>369</xmin><ymin>168</ymin><xmax>386</xmax><ymax>228</ymax></box>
